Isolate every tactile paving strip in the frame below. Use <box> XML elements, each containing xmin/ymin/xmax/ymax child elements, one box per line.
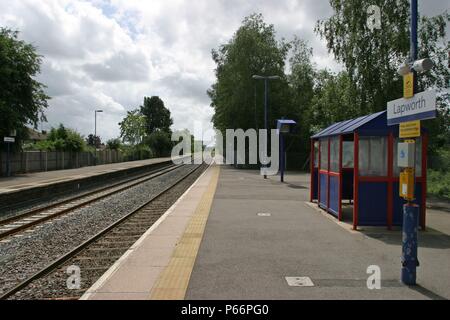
<box><xmin>150</xmin><ymin>166</ymin><xmax>220</xmax><ymax>300</ymax></box>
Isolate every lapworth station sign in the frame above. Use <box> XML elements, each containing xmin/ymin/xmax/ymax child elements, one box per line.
<box><xmin>387</xmin><ymin>90</ymin><xmax>436</xmax><ymax>126</ymax></box>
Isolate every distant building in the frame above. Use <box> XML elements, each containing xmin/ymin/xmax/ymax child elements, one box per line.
<box><xmin>25</xmin><ymin>128</ymin><xmax>48</xmax><ymax>144</ymax></box>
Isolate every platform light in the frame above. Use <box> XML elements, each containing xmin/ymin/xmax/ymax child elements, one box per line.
<box><xmin>398</xmin><ymin>58</ymin><xmax>433</xmax><ymax>76</ymax></box>
<box><xmin>412</xmin><ymin>58</ymin><xmax>434</xmax><ymax>73</ymax></box>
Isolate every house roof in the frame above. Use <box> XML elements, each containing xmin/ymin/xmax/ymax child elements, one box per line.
<box><xmin>27</xmin><ymin>128</ymin><xmax>48</xmax><ymax>141</ymax></box>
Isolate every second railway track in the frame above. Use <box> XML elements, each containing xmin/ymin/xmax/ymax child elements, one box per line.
<box><xmin>0</xmin><ymin>164</ymin><xmax>182</xmax><ymax>241</ymax></box>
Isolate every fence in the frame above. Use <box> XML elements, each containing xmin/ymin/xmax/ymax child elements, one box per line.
<box><xmin>0</xmin><ymin>150</ymin><xmax>151</xmax><ymax>176</ymax></box>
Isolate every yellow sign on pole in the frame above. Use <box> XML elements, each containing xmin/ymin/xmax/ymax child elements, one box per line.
<box><xmin>403</xmin><ymin>72</ymin><xmax>414</xmax><ymax>98</ymax></box>
<box><xmin>399</xmin><ymin>120</ymin><xmax>421</xmax><ymax>138</ymax></box>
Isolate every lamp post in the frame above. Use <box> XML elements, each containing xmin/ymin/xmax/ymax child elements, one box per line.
<box><xmin>277</xmin><ymin>119</ymin><xmax>297</xmax><ymax>183</ymax></box>
<box><xmin>94</xmin><ymin>110</ymin><xmax>103</xmax><ymax>166</ymax></box>
<box><xmin>252</xmin><ymin>75</ymin><xmax>280</xmax><ymax>179</ymax></box>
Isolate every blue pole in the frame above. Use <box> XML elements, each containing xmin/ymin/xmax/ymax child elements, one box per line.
<box><xmin>411</xmin><ymin>0</ymin><xmax>419</xmax><ymax>92</ymax></box>
<box><xmin>410</xmin><ymin>0</ymin><xmax>418</xmax><ymax>62</ymax></box>
<box><xmin>400</xmin><ymin>0</ymin><xmax>420</xmax><ymax>286</ymax></box>
<box><xmin>401</xmin><ymin>203</ymin><xmax>420</xmax><ymax>285</ymax></box>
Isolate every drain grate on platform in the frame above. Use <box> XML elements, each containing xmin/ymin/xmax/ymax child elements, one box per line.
<box><xmin>285</xmin><ymin>277</ymin><xmax>315</xmax><ymax>287</ymax></box>
<box><xmin>257</xmin><ymin>213</ymin><xmax>272</xmax><ymax>217</ymax></box>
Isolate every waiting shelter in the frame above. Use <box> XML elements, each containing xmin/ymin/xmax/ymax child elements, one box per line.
<box><xmin>309</xmin><ymin>111</ymin><xmax>428</xmax><ymax>230</ymax></box>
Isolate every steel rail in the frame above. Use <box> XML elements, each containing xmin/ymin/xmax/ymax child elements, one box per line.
<box><xmin>0</xmin><ymin>164</ymin><xmax>183</xmax><ymax>240</ymax></box>
<box><xmin>0</xmin><ymin>164</ymin><xmax>204</xmax><ymax>300</ymax></box>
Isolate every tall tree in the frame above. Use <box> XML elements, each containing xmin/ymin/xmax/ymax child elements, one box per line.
<box><xmin>145</xmin><ymin>131</ymin><xmax>173</xmax><ymax>157</ymax></box>
<box><xmin>310</xmin><ymin>70</ymin><xmax>360</xmax><ymax>131</ymax></box>
<box><xmin>0</xmin><ymin>28</ymin><xmax>50</xmax><ymax>147</ymax></box>
<box><xmin>316</xmin><ymin>0</ymin><xmax>410</xmax><ymax>113</ymax></box>
<box><xmin>86</xmin><ymin>134</ymin><xmax>102</xmax><ymax>149</ymax></box>
<box><xmin>140</xmin><ymin>96</ymin><xmax>173</xmax><ymax>135</ymax></box>
<box><xmin>119</xmin><ymin>109</ymin><xmax>146</xmax><ymax>145</ymax></box>
<box><xmin>316</xmin><ymin>1</ymin><xmax>449</xmax><ymax>152</ymax></box>
<box><xmin>106</xmin><ymin>138</ymin><xmax>122</xmax><ymax>151</ymax></box>
<box><xmin>208</xmin><ymin>13</ymin><xmax>291</xmax><ymax>133</ymax></box>
<box><xmin>287</xmin><ymin>38</ymin><xmax>317</xmax><ymax>157</ymax></box>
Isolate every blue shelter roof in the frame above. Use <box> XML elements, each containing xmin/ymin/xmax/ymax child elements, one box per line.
<box><xmin>311</xmin><ymin>111</ymin><xmax>386</xmax><ymax>139</ymax></box>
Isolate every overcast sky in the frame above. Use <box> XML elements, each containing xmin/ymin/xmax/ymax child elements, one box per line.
<box><xmin>0</xmin><ymin>0</ymin><xmax>448</xmax><ymax>142</ymax></box>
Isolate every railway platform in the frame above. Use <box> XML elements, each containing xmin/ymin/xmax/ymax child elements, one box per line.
<box><xmin>0</xmin><ymin>157</ymin><xmax>182</xmax><ymax>211</ymax></box>
<box><xmin>0</xmin><ymin>157</ymin><xmax>176</xmax><ymax>193</ymax></box>
<box><xmin>81</xmin><ymin>165</ymin><xmax>450</xmax><ymax>300</ymax></box>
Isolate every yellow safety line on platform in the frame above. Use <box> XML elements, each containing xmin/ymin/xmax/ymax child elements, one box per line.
<box><xmin>149</xmin><ymin>166</ymin><xmax>220</xmax><ymax>300</ymax></box>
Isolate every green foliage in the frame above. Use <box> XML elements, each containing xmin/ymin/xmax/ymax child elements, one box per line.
<box><xmin>106</xmin><ymin>138</ymin><xmax>122</xmax><ymax>150</ymax></box>
<box><xmin>119</xmin><ymin>97</ymin><xmax>174</xmax><ymax>157</ymax></box>
<box><xmin>430</xmin><ymin>148</ymin><xmax>450</xmax><ymax>172</ymax></box>
<box><xmin>208</xmin><ymin>9</ymin><xmax>449</xmax><ymax>168</ymax></box>
<box><xmin>0</xmin><ymin>28</ymin><xmax>50</xmax><ymax>148</ymax></box>
<box><xmin>121</xmin><ymin>143</ymin><xmax>153</xmax><ymax>161</ymax></box>
<box><xmin>310</xmin><ymin>70</ymin><xmax>359</xmax><ymax>131</ymax></box>
<box><xmin>428</xmin><ymin>170</ymin><xmax>450</xmax><ymax>199</ymax></box>
<box><xmin>316</xmin><ymin>1</ymin><xmax>449</xmax><ymax>151</ymax></box>
<box><xmin>145</xmin><ymin>131</ymin><xmax>173</xmax><ymax>157</ymax></box>
<box><xmin>119</xmin><ymin>109</ymin><xmax>146</xmax><ymax>145</ymax></box>
<box><xmin>140</xmin><ymin>96</ymin><xmax>173</xmax><ymax>135</ymax></box>
<box><xmin>86</xmin><ymin>134</ymin><xmax>102</xmax><ymax>149</ymax></box>
<box><xmin>31</xmin><ymin>124</ymin><xmax>86</xmax><ymax>152</ymax></box>
<box><xmin>32</xmin><ymin>140</ymin><xmax>57</xmax><ymax>152</ymax></box>
<box><xmin>209</xmin><ymin>13</ymin><xmax>291</xmax><ymax>133</ymax></box>
<box><xmin>64</xmin><ymin>129</ymin><xmax>86</xmax><ymax>152</ymax></box>
<box><xmin>315</xmin><ymin>0</ymin><xmax>411</xmax><ymax>113</ymax></box>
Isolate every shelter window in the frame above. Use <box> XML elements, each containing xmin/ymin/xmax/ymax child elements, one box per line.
<box><xmin>343</xmin><ymin>141</ymin><xmax>354</xmax><ymax>168</ymax></box>
<box><xmin>330</xmin><ymin>137</ymin><xmax>339</xmax><ymax>172</ymax></box>
<box><xmin>320</xmin><ymin>139</ymin><xmax>329</xmax><ymax>170</ymax></box>
<box><xmin>393</xmin><ymin>137</ymin><xmax>422</xmax><ymax>177</ymax></box>
<box><xmin>314</xmin><ymin>141</ymin><xmax>319</xmax><ymax>168</ymax></box>
<box><xmin>359</xmin><ymin>136</ymin><xmax>388</xmax><ymax>176</ymax></box>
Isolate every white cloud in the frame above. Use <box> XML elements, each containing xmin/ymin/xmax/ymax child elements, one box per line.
<box><xmin>1</xmin><ymin>0</ymin><xmax>447</xmax><ymax>142</ymax></box>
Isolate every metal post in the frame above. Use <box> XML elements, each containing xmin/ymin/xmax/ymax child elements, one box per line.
<box><xmin>94</xmin><ymin>111</ymin><xmax>97</xmax><ymax>166</ymax></box>
<box><xmin>264</xmin><ymin>79</ymin><xmax>268</xmax><ymax>179</ymax></box>
<box><xmin>95</xmin><ymin>111</ymin><xmax>97</xmax><ymax>143</ymax></box>
<box><xmin>401</xmin><ymin>0</ymin><xmax>420</xmax><ymax>286</ymax></box>
<box><xmin>252</xmin><ymin>75</ymin><xmax>279</xmax><ymax>179</ymax></box>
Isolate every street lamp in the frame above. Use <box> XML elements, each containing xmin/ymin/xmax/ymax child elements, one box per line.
<box><xmin>252</xmin><ymin>75</ymin><xmax>281</xmax><ymax>179</ymax></box>
<box><xmin>94</xmin><ymin>110</ymin><xmax>103</xmax><ymax>166</ymax></box>
<box><xmin>397</xmin><ymin>58</ymin><xmax>434</xmax><ymax>76</ymax></box>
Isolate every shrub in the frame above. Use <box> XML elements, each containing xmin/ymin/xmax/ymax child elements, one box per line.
<box><xmin>427</xmin><ymin>169</ymin><xmax>450</xmax><ymax>199</ymax></box>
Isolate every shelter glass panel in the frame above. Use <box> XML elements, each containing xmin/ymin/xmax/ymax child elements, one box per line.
<box><xmin>359</xmin><ymin>136</ymin><xmax>388</xmax><ymax>177</ymax></box>
<box><xmin>314</xmin><ymin>141</ymin><xmax>319</xmax><ymax>168</ymax></box>
<box><xmin>320</xmin><ymin>139</ymin><xmax>329</xmax><ymax>170</ymax></box>
<box><xmin>343</xmin><ymin>141</ymin><xmax>354</xmax><ymax>168</ymax></box>
<box><xmin>330</xmin><ymin>137</ymin><xmax>339</xmax><ymax>172</ymax></box>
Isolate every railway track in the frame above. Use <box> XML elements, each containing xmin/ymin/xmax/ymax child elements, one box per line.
<box><xmin>1</xmin><ymin>163</ymin><xmax>207</xmax><ymax>300</ymax></box>
<box><xmin>0</xmin><ymin>164</ymin><xmax>181</xmax><ymax>241</ymax></box>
